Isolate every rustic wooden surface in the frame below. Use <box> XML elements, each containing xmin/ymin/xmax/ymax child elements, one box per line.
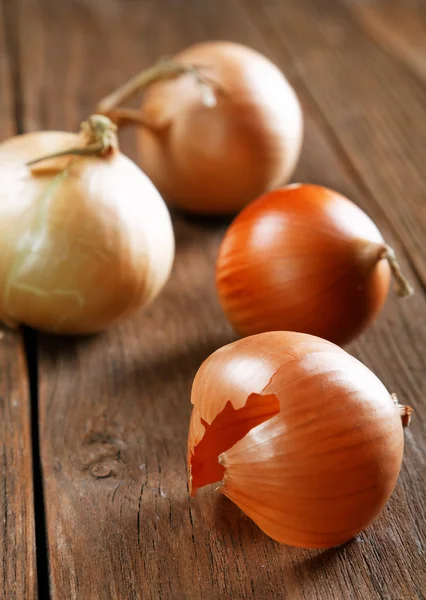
<box><xmin>0</xmin><ymin>2</ymin><xmax>38</xmax><ymax>598</ymax></box>
<box><xmin>1</xmin><ymin>0</ymin><xmax>425</xmax><ymax>598</ymax></box>
<box><xmin>350</xmin><ymin>0</ymin><xmax>426</xmax><ymax>84</ymax></box>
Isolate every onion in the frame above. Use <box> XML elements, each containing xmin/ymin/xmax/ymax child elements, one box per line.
<box><xmin>0</xmin><ymin>115</ymin><xmax>174</xmax><ymax>334</ymax></box>
<box><xmin>216</xmin><ymin>184</ymin><xmax>413</xmax><ymax>346</ymax></box>
<box><xmin>97</xmin><ymin>42</ymin><xmax>303</xmax><ymax>215</ymax></box>
<box><xmin>188</xmin><ymin>331</ymin><xmax>412</xmax><ymax>548</ymax></box>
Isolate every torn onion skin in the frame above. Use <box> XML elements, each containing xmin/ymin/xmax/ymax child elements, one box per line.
<box><xmin>188</xmin><ymin>332</ymin><xmax>412</xmax><ymax>549</ymax></box>
<box><xmin>137</xmin><ymin>42</ymin><xmax>303</xmax><ymax>214</ymax></box>
<box><xmin>216</xmin><ymin>184</ymin><xmax>413</xmax><ymax>346</ymax></box>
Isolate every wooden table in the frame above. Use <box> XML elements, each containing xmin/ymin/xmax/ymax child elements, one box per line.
<box><xmin>1</xmin><ymin>0</ymin><xmax>425</xmax><ymax>598</ymax></box>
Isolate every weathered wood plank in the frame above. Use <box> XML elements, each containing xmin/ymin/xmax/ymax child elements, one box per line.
<box><xmin>16</xmin><ymin>0</ymin><xmax>426</xmax><ymax>598</ymax></box>
<box><xmin>0</xmin><ymin>332</ymin><xmax>37</xmax><ymax>600</ymax></box>
<box><xmin>0</xmin><ymin>2</ymin><xmax>37</xmax><ymax>597</ymax></box>
<box><xmin>350</xmin><ymin>0</ymin><xmax>426</xmax><ymax>84</ymax></box>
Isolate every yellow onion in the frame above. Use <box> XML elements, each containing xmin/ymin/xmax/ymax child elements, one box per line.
<box><xmin>188</xmin><ymin>331</ymin><xmax>412</xmax><ymax>548</ymax></box>
<box><xmin>216</xmin><ymin>184</ymin><xmax>413</xmax><ymax>346</ymax></box>
<box><xmin>0</xmin><ymin>116</ymin><xmax>174</xmax><ymax>334</ymax></box>
<box><xmin>98</xmin><ymin>42</ymin><xmax>303</xmax><ymax>214</ymax></box>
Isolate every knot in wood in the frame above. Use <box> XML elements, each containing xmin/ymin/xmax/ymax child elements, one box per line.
<box><xmin>90</xmin><ymin>463</ymin><xmax>112</xmax><ymax>478</ymax></box>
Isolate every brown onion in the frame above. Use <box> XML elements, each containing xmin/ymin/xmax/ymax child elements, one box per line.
<box><xmin>216</xmin><ymin>184</ymin><xmax>413</xmax><ymax>346</ymax></box>
<box><xmin>0</xmin><ymin>116</ymin><xmax>174</xmax><ymax>334</ymax></box>
<box><xmin>98</xmin><ymin>42</ymin><xmax>303</xmax><ymax>214</ymax></box>
<box><xmin>188</xmin><ymin>331</ymin><xmax>412</xmax><ymax>548</ymax></box>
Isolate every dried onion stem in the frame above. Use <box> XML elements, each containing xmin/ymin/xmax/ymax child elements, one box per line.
<box><xmin>96</xmin><ymin>59</ymin><xmax>218</xmax><ymax>127</ymax></box>
<box><xmin>26</xmin><ymin>115</ymin><xmax>118</xmax><ymax>169</ymax></box>
<box><xmin>380</xmin><ymin>245</ymin><xmax>414</xmax><ymax>298</ymax></box>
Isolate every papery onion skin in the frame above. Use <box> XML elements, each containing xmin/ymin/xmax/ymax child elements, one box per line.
<box><xmin>216</xmin><ymin>184</ymin><xmax>393</xmax><ymax>346</ymax></box>
<box><xmin>137</xmin><ymin>41</ymin><xmax>303</xmax><ymax>214</ymax></box>
<box><xmin>0</xmin><ymin>131</ymin><xmax>174</xmax><ymax>334</ymax></box>
<box><xmin>188</xmin><ymin>332</ymin><xmax>408</xmax><ymax>549</ymax></box>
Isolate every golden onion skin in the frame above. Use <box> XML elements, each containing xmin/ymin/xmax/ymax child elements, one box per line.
<box><xmin>0</xmin><ymin>131</ymin><xmax>174</xmax><ymax>334</ymax></box>
<box><xmin>216</xmin><ymin>184</ymin><xmax>391</xmax><ymax>346</ymax></box>
<box><xmin>188</xmin><ymin>332</ymin><xmax>407</xmax><ymax>548</ymax></box>
<box><xmin>137</xmin><ymin>42</ymin><xmax>303</xmax><ymax>215</ymax></box>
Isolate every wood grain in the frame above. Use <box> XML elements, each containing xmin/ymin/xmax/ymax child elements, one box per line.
<box><xmin>350</xmin><ymin>0</ymin><xmax>426</xmax><ymax>84</ymax></box>
<box><xmin>0</xmin><ymin>3</ymin><xmax>37</xmax><ymax>597</ymax></box>
<box><xmin>11</xmin><ymin>0</ymin><xmax>426</xmax><ymax>598</ymax></box>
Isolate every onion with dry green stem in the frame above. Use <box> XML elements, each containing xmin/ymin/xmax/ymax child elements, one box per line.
<box><xmin>0</xmin><ymin>115</ymin><xmax>174</xmax><ymax>334</ymax></box>
<box><xmin>97</xmin><ymin>41</ymin><xmax>303</xmax><ymax>215</ymax></box>
<box><xmin>216</xmin><ymin>184</ymin><xmax>413</xmax><ymax>346</ymax></box>
<box><xmin>188</xmin><ymin>331</ymin><xmax>412</xmax><ymax>549</ymax></box>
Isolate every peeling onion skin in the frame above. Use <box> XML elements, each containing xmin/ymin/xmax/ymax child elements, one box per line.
<box><xmin>0</xmin><ymin>131</ymin><xmax>174</xmax><ymax>334</ymax></box>
<box><xmin>188</xmin><ymin>332</ymin><xmax>408</xmax><ymax>549</ymax></box>
<box><xmin>216</xmin><ymin>184</ymin><xmax>393</xmax><ymax>346</ymax></box>
<box><xmin>137</xmin><ymin>42</ymin><xmax>303</xmax><ymax>215</ymax></box>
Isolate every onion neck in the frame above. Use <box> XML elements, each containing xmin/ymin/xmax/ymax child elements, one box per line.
<box><xmin>378</xmin><ymin>244</ymin><xmax>414</xmax><ymax>298</ymax></box>
<box><xmin>358</xmin><ymin>240</ymin><xmax>413</xmax><ymax>297</ymax></box>
<box><xmin>392</xmin><ymin>393</ymin><xmax>413</xmax><ymax>428</ymax></box>
<box><xmin>95</xmin><ymin>58</ymin><xmax>218</xmax><ymax>129</ymax></box>
<box><xmin>26</xmin><ymin>115</ymin><xmax>119</xmax><ymax>169</ymax></box>
<box><xmin>80</xmin><ymin>114</ymin><xmax>118</xmax><ymax>154</ymax></box>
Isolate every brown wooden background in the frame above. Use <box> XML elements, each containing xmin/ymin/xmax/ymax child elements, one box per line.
<box><xmin>0</xmin><ymin>0</ymin><xmax>425</xmax><ymax>598</ymax></box>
